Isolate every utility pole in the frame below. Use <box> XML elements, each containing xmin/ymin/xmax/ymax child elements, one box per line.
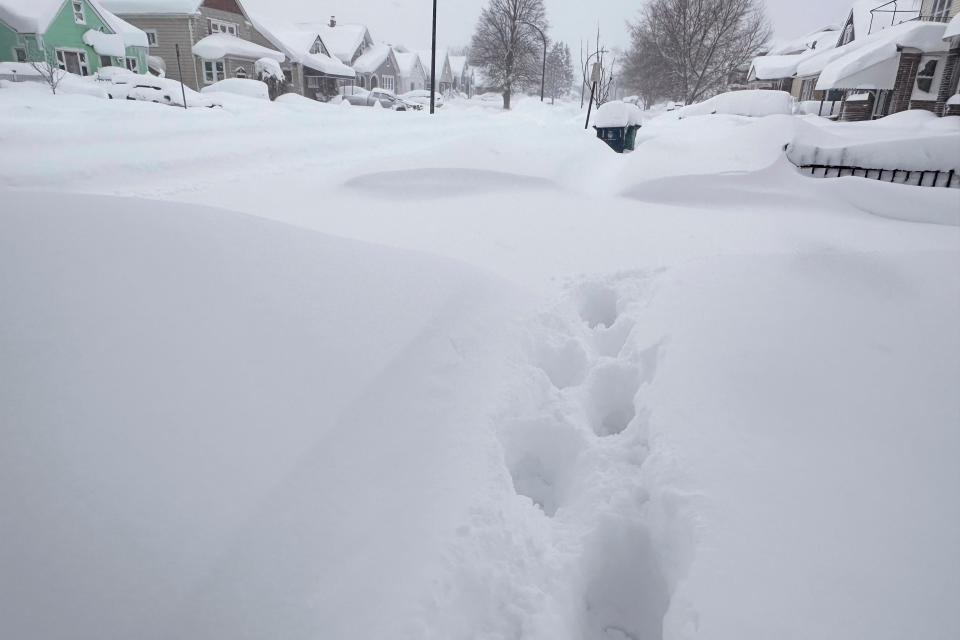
<box><xmin>520</xmin><ymin>21</ymin><xmax>547</xmax><ymax>102</ymax></box>
<box><xmin>430</xmin><ymin>0</ymin><xmax>437</xmax><ymax>114</ymax></box>
<box><xmin>174</xmin><ymin>43</ymin><xmax>187</xmax><ymax>110</ymax></box>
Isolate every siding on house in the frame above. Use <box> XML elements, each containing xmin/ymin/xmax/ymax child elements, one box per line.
<box><xmin>0</xmin><ymin>21</ymin><xmax>20</xmax><ymax>60</ymax></box>
<box><xmin>116</xmin><ymin>15</ymin><xmax>198</xmax><ymax>88</ymax></box>
<box><xmin>920</xmin><ymin>0</ymin><xmax>960</xmax><ymax>19</ymax></box>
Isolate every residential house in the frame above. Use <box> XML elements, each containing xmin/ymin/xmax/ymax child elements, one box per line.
<box><xmin>449</xmin><ymin>54</ymin><xmax>472</xmax><ymax>96</ymax></box>
<box><xmin>394</xmin><ymin>49</ymin><xmax>426</xmax><ymax>93</ymax></box>
<box><xmin>250</xmin><ymin>17</ymin><xmax>355</xmax><ymax>100</ymax></box>
<box><xmin>0</xmin><ymin>0</ymin><xmax>148</xmax><ymax>78</ymax></box>
<box><xmin>102</xmin><ymin>0</ymin><xmax>285</xmax><ymax>91</ymax></box>
<box><xmin>932</xmin><ymin>4</ymin><xmax>960</xmax><ymax>113</ymax></box>
<box><xmin>418</xmin><ymin>48</ymin><xmax>453</xmax><ymax>93</ymax></box>
<box><xmin>301</xmin><ymin>17</ymin><xmax>372</xmax><ymax>67</ymax></box>
<box><xmin>352</xmin><ymin>42</ymin><xmax>400</xmax><ymax>92</ymax></box>
<box><xmin>748</xmin><ymin>26</ymin><xmax>838</xmax><ymax>93</ymax></box>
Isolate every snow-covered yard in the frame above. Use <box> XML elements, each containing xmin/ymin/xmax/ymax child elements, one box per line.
<box><xmin>1</xmin><ymin>83</ymin><xmax>958</xmax><ymax>640</ymax></box>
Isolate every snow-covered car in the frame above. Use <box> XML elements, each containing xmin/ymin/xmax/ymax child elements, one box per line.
<box><xmin>200</xmin><ymin>78</ymin><xmax>270</xmax><ymax>101</ymax></box>
<box><xmin>401</xmin><ymin>89</ymin><xmax>443</xmax><ymax>109</ymax></box>
<box><xmin>97</xmin><ymin>67</ymin><xmax>217</xmax><ymax>108</ymax></box>
<box><xmin>339</xmin><ymin>86</ymin><xmax>422</xmax><ymax>111</ymax></box>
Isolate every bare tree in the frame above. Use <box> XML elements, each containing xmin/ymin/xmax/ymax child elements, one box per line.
<box><xmin>580</xmin><ymin>28</ymin><xmax>619</xmax><ymax>108</ymax></box>
<box><xmin>30</xmin><ymin>47</ymin><xmax>66</xmax><ymax>95</ymax></box>
<box><xmin>544</xmin><ymin>41</ymin><xmax>573</xmax><ymax>103</ymax></box>
<box><xmin>624</xmin><ymin>0</ymin><xmax>771</xmax><ymax>105</ymax></box>
<box><xmin>470</xmin><ymin>0</ymin><xmax>548</xmax><ymax>109</ymax></box>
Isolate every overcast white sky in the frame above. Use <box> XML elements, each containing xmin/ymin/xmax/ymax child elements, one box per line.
<box><xmin>244</xmin><ymin>0</ymin><xmax>849</xmax><ymax>52</ymax></box>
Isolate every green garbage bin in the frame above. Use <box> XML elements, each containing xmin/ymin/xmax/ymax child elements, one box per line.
<box><xmin>624</xmin><ymin>124</ymin><xmax>640</xmax><ymax>151</ymax></box>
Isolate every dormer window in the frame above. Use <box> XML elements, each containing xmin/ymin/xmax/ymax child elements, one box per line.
<box><xmin>310</xmin><ymin>38</ymin><xmax>325</xmax><ymax>55</ymax></box>
<box><xmin>841</xmin><ymin>23</ymin><xmax>853</xmax><ymax>45</ymax></box>
<box><xmin>73</xmin><ymin>1</ymin><xmax>86</xmax><ymax>24</ymax></box>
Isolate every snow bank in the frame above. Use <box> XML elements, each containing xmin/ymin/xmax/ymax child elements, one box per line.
<box><xmin>788</xmin><ymin>113</ymin><xmax>960</xmax><ymax>172</ymax></box>
<box><xmin>201</xmin><ymin>78</ymin><xmax>269</xmax><ymax>100</ymax></box>
<box><xmin>673</xmin><ymin>90</ymin><xmax>794</xmax><ymax>118</ymax></box>
<box><xmin>593</xmin><ymin>100</ymin><xmax>643</xmax><ymax>127</ymax></box>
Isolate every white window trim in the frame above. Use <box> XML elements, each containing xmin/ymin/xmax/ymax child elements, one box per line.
<box><xmin>234</xmin><ymin>65</ymin><xmax>247</xmax><ymax>78</ymax></box>
<box><xmin>55</xmin><ymin>47</ymin><xmax>90</xmax><ymax>76</ymax></box>
<box><xmin>144</xmin><ymin>29</ymin><xmax>158</xmax><ymax>47</ymax></box>
<box><xmin>381</xmin><ymin>74</ymin><xmax>395</xmax><ymax>91</ymax></box>
<box><xmin>72</xmin><ymin>1</ymin><xmax>86</xmax><ymax>25</ymax></box>
<box><xmin>126</xmin><ymin>56</ymin><xmax>139</xmax><ymax>72</ymax></box>
<box><xmin>203</xmin><ymin>60</ymin><xmax>225</xmax><ymax>84</ymax></box>
<box><xmin>912</xmin><ymin>55</ymin><xmax>943</xmax><ymax>100</ymax></box>
<box><xmin>208</xmin><ymin>18</ymin><xmax>238</xmax><ymax>36</ymax></box>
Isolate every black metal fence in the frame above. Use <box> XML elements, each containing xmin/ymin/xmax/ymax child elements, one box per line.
<box><xmin>798</xmin><ymin>165</ymin><xmax>959</xmax><ymax>188</ymax></box>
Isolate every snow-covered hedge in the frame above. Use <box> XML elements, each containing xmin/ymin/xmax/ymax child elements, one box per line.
<box><xmin>200</xmin><ymin>78</ymin><xmax>270</xmax><ymax>101</ymax></box>
<box><xmin>674</xmin><ymin>90</ymin><xmax>795</xmax><ymax>118</ymax></box>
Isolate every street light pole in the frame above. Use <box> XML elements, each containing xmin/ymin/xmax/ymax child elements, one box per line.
<box><xmin>520</xmin><ymin>21</ymin><xmax>547</xmax><ymax>102</ymax></box>
<box><xmin>430</xmin><ymin>0</ymin><xmax>437</xmax><ymax>115</ymax></box>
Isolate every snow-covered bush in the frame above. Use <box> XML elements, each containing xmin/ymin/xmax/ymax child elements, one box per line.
<box><xmin>201</xmin><ymin>78</ymin><xmax>270</xmax><ymax>101</ymax></box>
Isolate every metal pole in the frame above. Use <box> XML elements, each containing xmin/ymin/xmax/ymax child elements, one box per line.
<box><xmin>584</xmin><ymin>81</ymin><xmax>596</xmax><ymax>129</ymax></box>
<box><xmin>430</xmin><ymin>0</ymin><xmax>437</xmax><ymax>115</ymax></box>
<box><xmin>174</xmin><ymin>43</ymin><xmax>187</xmax><ymax>110</ymax></box>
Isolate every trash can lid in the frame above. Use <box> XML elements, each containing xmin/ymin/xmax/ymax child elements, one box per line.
<box><xmin>594</xmin><ymin>100</ymin><xmax>643</xmax><ymax>128</ymax></box>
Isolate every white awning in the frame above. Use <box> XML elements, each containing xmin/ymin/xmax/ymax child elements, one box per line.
<box><xmin>300</xmin><ymin>52</ymin><xmax>355</xmax><ymax>78</ymax></box>
<box><xmin>816</xmin><ymin>41</ymin><xmax>900</xmax><ymax>91</ymax></box>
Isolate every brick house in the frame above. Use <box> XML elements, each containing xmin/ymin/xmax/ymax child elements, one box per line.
<box><xmin>101</xmin><ymin>0</ymin><xmax>284</xmax><ymax>91</ymax></box>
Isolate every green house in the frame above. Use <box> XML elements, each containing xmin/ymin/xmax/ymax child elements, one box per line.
<box><xmin>0</xmin><ymin>0</ymin><xmax>148</xmax><ymax>76</ymax></box>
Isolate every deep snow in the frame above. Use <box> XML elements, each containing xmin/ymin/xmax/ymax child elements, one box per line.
<box><xmin>1</xmin><ymin>84</ymin><xmax>959</xmax><ymax>640</ymax></box>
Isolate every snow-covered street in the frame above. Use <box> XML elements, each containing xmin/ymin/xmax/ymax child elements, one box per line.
<box><xmin>1</xmin><ymin>85</ymin><xmax>959</xmax><ymax>640</ymax></box>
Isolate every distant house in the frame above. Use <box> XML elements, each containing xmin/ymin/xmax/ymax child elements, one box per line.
<box><xmin>352</xmin><ymin>42</ymin><xmax>400</xmax><ymax>92</ymax></box>
<box><xmin>250</xmin><ymin>16</ymin><xmax>355</xmax><ymax>100</ymax></box>
<box><xmin>449</xmin><ymin>54</ymin><xmax>472</xmax><ymax>96</ymax></box>
<box><xmin>302</xmin><ymin>17</ymin><xmax>372</xmax><ymax>67</ymax></box>
<box><xmin>393</xmin><ymin>49</ymin><xmax>425</xmax><ymax>93</ymax></box>
<box><xmin>418</xmin><ymin>48</ymin><xmax>454</xmax><ymax>93</ymax></box>
<box><xmin>0</xmin><ymin>0</ymin><xmax>148</xmax><ymax>78</ymax></box>
<box><xmin>748</xmin><ymin>26</ymin><xmax>839</xmax><ymax>93</ymax></box>
<box><xmin>101</xmin><ymin>0</ymin><xmax>284</xmax><ymax>91</ymax></box>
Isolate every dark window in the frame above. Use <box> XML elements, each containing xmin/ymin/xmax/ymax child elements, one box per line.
<box><xmin>15</xmin><ymin>47</ymin><xmax>26</xmax><ymax>62</ymax></box>
<box><xmin>100</xmin><ymin>55</ymin><xmax>112</xmax><ymax>67</ymax></box>
<box><xmin>916</xmin><ymin>59</ymin><xmax>938</xmax><ymax>94</ymax></box>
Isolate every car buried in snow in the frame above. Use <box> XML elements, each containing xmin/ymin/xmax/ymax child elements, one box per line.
<box><xmin>338</xmin><ymin>86</ymin><xmax>423</xmax><ymax>111</ymax></box>
<box><xmin>401</xmin><ymin>89</ymin><xmax>444</xmax><ymax>109</ymax></box>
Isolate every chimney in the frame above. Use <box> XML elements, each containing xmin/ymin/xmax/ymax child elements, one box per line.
<box><xmin>329</xmin><ymin>16</ymin><xmax>337</xmax><ymax>27</ymax></box>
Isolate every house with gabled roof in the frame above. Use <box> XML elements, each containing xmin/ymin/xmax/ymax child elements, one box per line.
<box><xmin>351</xmin><ymin>42</ymin><xmax>400</xmax><ymax>92</ymax></box>
<box><xmin>0</xmin><ymin>0</ymin><xmax>148</xmax><ymax>78</ymax></box>
<box><xmin>249</xmin><ymin>15</ymin><xmax>355</xmax><ymax>101</ymax></box>
<box><xmin>296</xmin><ymin>17</ymin><xmax>372</xmax><ymax>67</ymax></box>
<box><xmin>101</xmin><ymin>0</ymin><xmax>284</xmax><ymax>91</ymax></box>
<box><xmin>448</xmin><ymin>54</ymin><xmax>472</xmax><ymax>96</ymax></box>
<box><xmin>417</xmin><ymin>48</ymin><xmax>453</xmax><ymax>93</ymax></box>
<box><xmin>393</xmin><ymin>49</ymin><xmax>426</xmax><ymax>93</ymax></box>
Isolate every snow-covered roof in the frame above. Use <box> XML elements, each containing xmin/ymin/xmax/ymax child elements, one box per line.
<box><xmin>192</xmin><ymin>33</ymin><xmax>284</xmax><ymax>62</ymax></box>
<box><xmin>393</xmin><ymin>51</ymin><xmax>421</xmax><ymax>77</ymax></box>
<box><xmin>449</xmin><ymin>55</ymin><xmax>467</xmax><ymax>77</ymax></box>
<box><xmin>353</xmin><ymin>43</ymin><xmax>392</xmax><ymax>74</ymax></box>
<box><xmin>751</xmin><ymin>54</ymin><xmax>806</xmax><ymax>80</ymax></box>
<box><xmin>0</xmin><ymin>0</ymin><xmax>145</xmax><ymax>45</ymax></box>
<box><xmin>300</xmin><ymin>52</ymin><xmax>354</xmax><ymax>78</ymax></box>
<box><xmin>417</xmin><ymin>49</ymin><xmax>448</xmax><ymax>75</ymax></box>
<box><xmin>99</xmin><ymin>0</ymin><xmax>203</xmax><ymax>14</ymax></box>
<box><xmin>945</xmin><ymin>15</ymin><xmax>960</xmax><ymax>40</ymax></box>
<box><xmin>312</xmin><ymin>23</ymin><xmax>370</xmax><ymax>64</ymax></box>
<box><xmin>816</xmin><ymin>21</ymin><xmax>949</xmax><ymax>91</ymax></box>
<box><xmin>246</xmin><ymin>15</ymin><xmax>355</xmax><ymax>78</ymax></box>
<box><xmin>768</xmin><ymin>27</ymin><xmax>839</xmax><ymax>56</ymax></box>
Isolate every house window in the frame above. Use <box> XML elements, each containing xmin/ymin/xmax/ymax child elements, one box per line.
<box><xmin>359</xmin><ymin>75</ymin><xmax>366</xmax><ymax>89</ymax></box>
<box><xmin>14</xmin><ymin>47</ymin><xmax>26</xmax><ymax>62</ymax></box>
<box><xmin>370</xmin><ymin>75</ymin><xmax>378</xmax><ymax>89</ymax></box>
<box><xmin>309</xmin><ymin>38</ymin><xmax>325</xmax><ymax>55</ymax></box>
<box><xmin>72</xmin><ymin>1</ymin><xmax>86</xmax><ymax>25</ymax></box>
<box><xmin>915</xmin><ymin>58</ymin><xmax>939</xmax><ymax>94</ymax></box>
<box><xmin>125</xmin><ymin>57</ymin><xmax>139</xmax><ymax>72</ymax></box>
<box><xmin>145</xmin><ymin>30</ymin><xmax>158</xmax><ymax>47</ymax></box>
<box><xmin>841</xmin><ymin>23</ymin><xmax>854</xmax><ymax>45</ymax></box>
<box><xmin>235</xmin><ymin>66</ymin><xmax>247</xmax><ymax>78</ymax></box>
<box><xmin>208</xmin><ymin>19</ymin><xmax>238</xmax><ymax>36</ymax></box>
<box><xmin>100</xmin><ymin>55</ymin><xmax>112</xmax><ymax>67</ymax></box>
<box><xmin>203</xmin><ymin>60</ymin><xmax>225</xmax><ymax>83</ymax></box>
<box><xmin>307</xmin><ymin>75</ymin><xmax>320</xmax><ymax>89</ymax></box>
<box><xmin>56</xmin><ymin>49</ymin><xmax>90</xmax><ymax>76</ymax></box>
<box><xmin>381</xmin><ymin>75</ymin><xmax>394</xmax><ymax>91</ymax></box>
<box><xmin>930</xmin><ymin>0</ymin><xmax>951</xmax><ymax>20</ymax></box>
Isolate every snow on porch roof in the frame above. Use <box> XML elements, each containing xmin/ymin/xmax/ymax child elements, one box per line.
<box><xmin>300</xmin><ymin>52</ymin><xmax>355</xmax><ymax>78</ymax></box>
<box><xmin>192</xmin><ymin>33</ymin><xmax>284</xmax><ymax>62</ymax></box>
<box><xmin>945</xmin><ymin>15</ymin><xmax>960</xmax><ymax>40</ymax></box>
<box><xmin>751</xmin><ymin>53</ymin><xmax>810</xmax><ymax>80</ymax></box>
<box><xmin>815</xmin><ymin>21</ymin><xmax>949</xmax><ymax>91</ymax></box>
